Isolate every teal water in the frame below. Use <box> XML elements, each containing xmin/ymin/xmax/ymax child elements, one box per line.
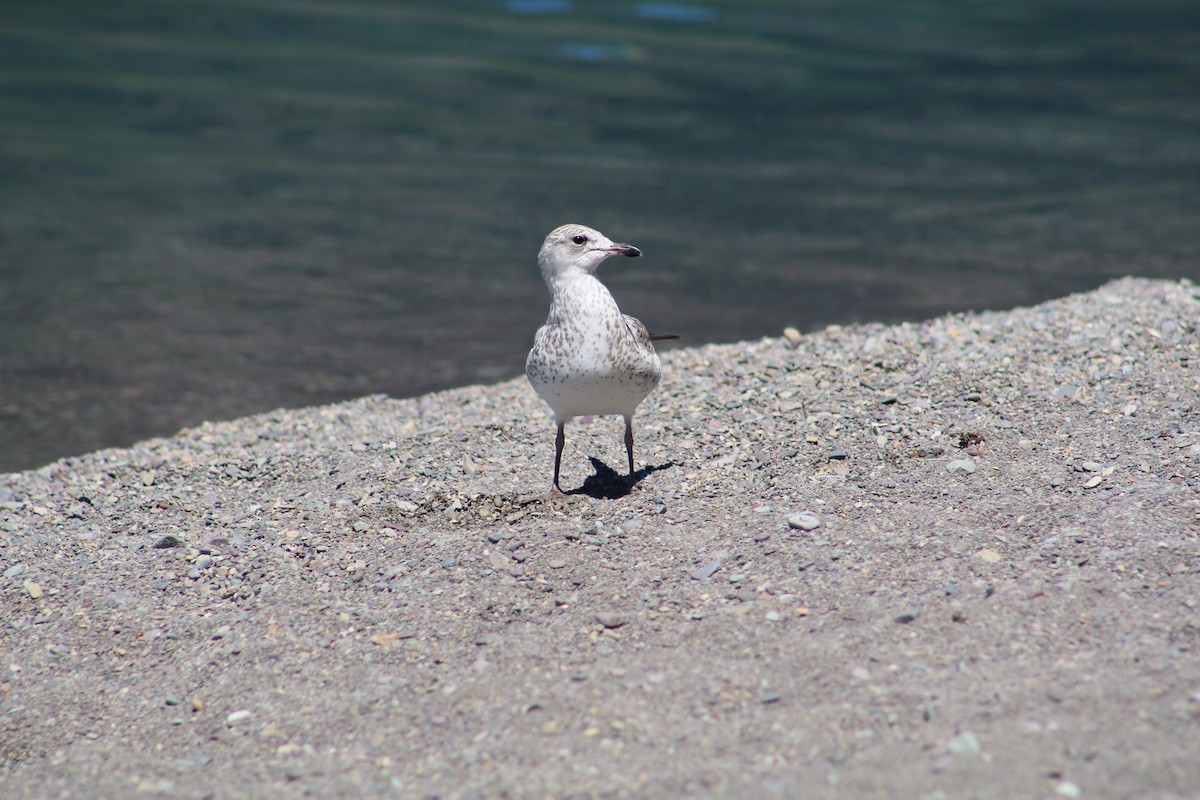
<box><xmin>1</xmin><ymin>0</ymin><xmax>1197</xmax><ymax>471</ymax></box>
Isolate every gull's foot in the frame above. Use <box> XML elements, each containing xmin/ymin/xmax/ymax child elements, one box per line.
<box><xmin>542</xmin><ymin>485</ymin><xmax>570</xmax><ymax>503</ymax></box>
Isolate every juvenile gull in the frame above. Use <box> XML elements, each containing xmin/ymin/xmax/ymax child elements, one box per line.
<box><xmin>526</xmin><ymin>223</ymin><xmax>677</xmax><ymax>491</ymax></box>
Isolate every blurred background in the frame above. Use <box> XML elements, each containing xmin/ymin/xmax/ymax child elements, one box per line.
<box><xmin>1</xmin><ymin>0</ymin><xmax>1197</xmax><ymax>472</ymax></box>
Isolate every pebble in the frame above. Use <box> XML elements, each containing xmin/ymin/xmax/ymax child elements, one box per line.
<box><xmin>24</xmin><ymin>581</ymin><xmax>43</xmax><ymax>599</ymax></box>
<box><xmin>1055</xmin><ymin>781</ymin><xmax>1082</xmax><ymax>799</ymax></box>
<box><xmin>547</xmin><ymin>559</ymin><xmax>567</xmax><ymax>569</ymax></box>
<box><xmin>946</xmin><ymin>731</ymin><xmax>981</xmax><ymax>756</ymax></box>
<box><xmin>690</xmin><ymin>550</ymin><xmax>731</xmax><ymax>581</ymax></box>
<box><xmin>226</xmin><ymin>709</ymin><xmax>254</xmax><ymax>725</ymax></box>
<box><xmin>1083</xmin><ymin>475</ymin><xmax>1104</xmax><ymax>489</ymax></box>
<box><xmin>894</xmin><ymin>611</ymin><xmax>918</xmax><ymax>624</ymax></box>
<box><xmin>946</xmin><ymin>459</ymin><xmax>976</xmax><ymax>475</ymax></box>
<box><xmin>3</xmin><ymin>564</ymin><xmax>24</xmax><ymax>578</ymax></box>
<box><xmin>595</xmin><ymin>612</ymin><xmax>626</xmax><ymax>629</ymax></box>
<box><xmin>787</xmin><ymin>512</ymin><xmax>821</xmax><ymax>531</ymax></box>
<box><xmin>153</xmin><ymin>535</ymin><xmax>186</xmax><ymax>549</ymax></box>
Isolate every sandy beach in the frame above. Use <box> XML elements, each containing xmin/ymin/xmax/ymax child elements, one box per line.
<box><xmin>2</xmin><ymin>277</ymin><xmax>1198</xmax><ymax>799</ymax></box>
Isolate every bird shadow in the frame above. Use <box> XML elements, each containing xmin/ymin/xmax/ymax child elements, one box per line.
<box><xmin>568</xmin><ymin>457</ymin><xmax>676</xmax><ymax>499</ymax></box>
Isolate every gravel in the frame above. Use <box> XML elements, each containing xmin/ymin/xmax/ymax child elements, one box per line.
<box><xmin>1</xmin><ymin>277</ymin><xmax>1198</xmax><ymax>799</ymax></box>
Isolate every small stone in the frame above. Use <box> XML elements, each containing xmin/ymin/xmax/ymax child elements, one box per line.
<box><xmin>24</xmin><ymin>581</ymin><xmax>43</xmax><ymax>599</ymax></box>
<box><xmin>3</xmin><ymin>564</ymin><xmax>25</xmax><ymax>579</ymax></box>
<box><xmin>1055</xmin><ymin>780</ymin><xmax>1081</xmax><ymax>799</ymax></box>
<box><xmin>782</xmin><ymin>326</ymin><xmax>802</xmax><ymax>345</ymax></box>
<box><xmin>595</xmin><ymin>612</ymin><xmax>626</xmax><ymax>629</ymax></box>
<box><xmin>153</xmin><ymin>535</ymin><xmax>185</xmax><ymax>549</ymax></box>
<box><xmin>765</xmin><ymin>610</ymin><xmax>781</xmax><ymax>622</ymax></box>
<box><xmin>226</xmin><ymin>709</ymin><xmax>254</xmax><ymax>726</ymax></box>
<box><xmin>690</xmin><ymin>550</ymin><xmax>731</xmax><ymax>580</ymax></box>
<box><xmin>194</xmin><ymin>555</ymin><xmax>213</xmax><ymax>570</ymax></box>
<box><xmin>759</xmin><ymin>693</ymin><xmax>781</xmax><ymax>704</ymax></box>
<box><xmin>547</xmin><ymin>559</ymin><xmax>567</xmax><ymax>569</ymax></box>
<box><xmin>1080</xmin><ymin>461</ymin><xmax>1103</xmax><ymax>472</ymax></box>
<box><xmin>976</xmin><ymin>549</ymin><xmax>1002</xmax><ymax>564</ymax></box>
<box><xmin>946</xmin><ymin>731</ymin><xmax>981</xmax><ymax>756</ymax></box>
<box><xmin>1083</xmin><ymin>475</ymin><xmax>1103</xmax><ymax>489</ymax></box>
<box><xmin>488</xmin><ymin>551</ymin><xmax>510</xmax><ymax>570</ymax></box>
<box><xmin>894</xmin><ymin>611</ymin><xmax>918</xmax><ymax>624</ymax></box>
<box><xmin>828</xmin><ymin>449</ymin><xmax>848</xmax><ymax>460</ymax></box>
<box><xmin>946</xmin><ymin>459</ymin><xmax>976</xmax><ymax>475</ymax></box>
<box><xmin>787</xmin><ymin>512</ymin><xmax>821</xmax><ymax>531</ymax></box>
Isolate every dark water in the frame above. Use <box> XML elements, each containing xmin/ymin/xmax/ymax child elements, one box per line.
<box><xmin>1</xmin><ymin>0</ymin><xmax>1197</xmax><ymax>472</ymax></box>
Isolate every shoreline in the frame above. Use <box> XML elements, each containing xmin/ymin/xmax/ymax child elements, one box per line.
<box><xmin>2</xmin><ymin>277</ymin><xmax>1198</xmax><ymax>798</ymax></box>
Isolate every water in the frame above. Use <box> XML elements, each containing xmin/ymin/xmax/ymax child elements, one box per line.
<box><xmin>1</xmin><ymin>0</ymin><xmax>1197</xmax><ymax>472</ymax></box>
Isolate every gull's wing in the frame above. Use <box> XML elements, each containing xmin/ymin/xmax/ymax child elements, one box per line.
<box><xmin>624</xmin><ymin>315</ymin><xmax>680</xmax><ymax>349</ymax></box>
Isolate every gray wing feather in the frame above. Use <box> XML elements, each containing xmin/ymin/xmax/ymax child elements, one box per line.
<box><xmin>624</xmin><ymin>314</ymin><xmax>680</xmax><ymax>347</ymax></box>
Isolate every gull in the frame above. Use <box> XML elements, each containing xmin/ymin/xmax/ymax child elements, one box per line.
<box><xmin>526</xmin><ymin>224</ymin><xmax>676</xmax><ymax>491</ymax></box>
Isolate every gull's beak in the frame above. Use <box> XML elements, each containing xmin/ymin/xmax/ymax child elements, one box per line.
<box><xmin>605</xmin><ymin>243</ymin><xmax>641</xmax><ymax>258</ymax></box>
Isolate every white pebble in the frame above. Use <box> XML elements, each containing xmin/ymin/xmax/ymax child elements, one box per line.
<box><xmin>787</xmin><ymin>512</ymin><xmax>821</xmax><ymax>531</ymax></box>
<box><xmin>226</xmin><ymin>709</ymin><xmax>254</xmax><ymax>725</ymax></box>
<box><xmin>946</xmin><ymin>459</ymin><xmax>976</xmax><ymax>475</ymax></box>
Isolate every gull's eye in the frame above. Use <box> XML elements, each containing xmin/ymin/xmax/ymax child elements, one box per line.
<box><xmin>571</xmin><ymin>235</ymin><xmax>588</xmax><ymax>245</ymax></box>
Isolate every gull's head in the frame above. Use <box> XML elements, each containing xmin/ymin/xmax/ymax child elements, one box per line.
<box><xmin>538</xmin><ymin>223</ymin><xmax>640</xmax><ymax>282</ymax></box>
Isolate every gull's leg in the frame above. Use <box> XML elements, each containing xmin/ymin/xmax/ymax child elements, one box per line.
<box><xmin>624</xmin><ymin>415</ymin><xmax>635</xmax><ymax>476</ymax></box>
<box><xmin>553</xmin><ymin>422</ymin><xmax>566</xmax><ymax>491</ymax></box>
